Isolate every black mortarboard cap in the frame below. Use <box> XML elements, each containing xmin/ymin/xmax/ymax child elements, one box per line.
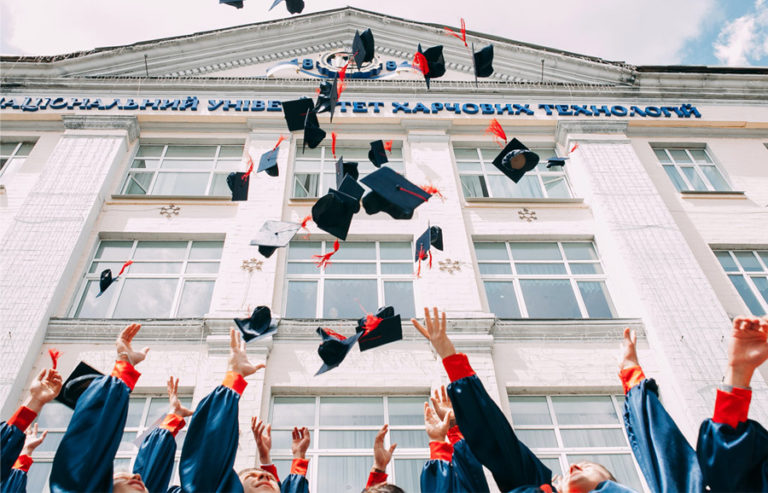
<box><xmin>316</xmin><ymin>328</ymin><xmax>362</xmax><ymax>375</ymax></box>
<box><xmin>303</xmin><ymin>109</ymin><xmax>326</xmax><ymax>153</ymax></box>
<box><xmin>99</xmin><ymin>269</ymin><xmax>115</xmax><ymax>296</ymax></box>
<box><xmin>250</xmin><ymin>220</ymin><xmax>301</xmax><ymax>258</ymax></box>
<box><xmin>258</xmin><ymin>148</ymin><xmax>279</xmax><ymax>177</ymax></box>
<box><xmin>311</xmin><ymin>175</ymin><xmax>363</xmax><ymax>241</ymax></box>
<box><xmin>352</xmin><ymin>29</ymin><xmax>375</xmax><ymax>70</ymax></box>
<box><xmin>335</xmin><ymin>157</ymin><xmax>359</xmax><ymax>188</ymax></box>
<box><xmin>360</xmin><ymin>167</ymin><xmax>431</xmax><ymax>220</ymax></box>
<box><xmin>491</xmin><ymin>138</ymin><xmax>540</xmax><ymax>183</ymax></box>
<box><xmin>414</xmin><ymin>225</ymin><xmax>444</xmax><ymax>261</ymax></box>
<box><xmin>315</xmin><ymin>77</ymin><xmax>339</xmax><ymax>123</ymax></box>
<box><xmin>269</xmin><ymin>0</ymin><xmax>304</xmax><ymax>13</ymax></box>
<box><xmin>56</xmin><ymin>361</ymin><xmax>104</xmax><ymax>409</ymax></box>
<box><xmin>472</xmin><ymin>43</ymin><xmax>494</xmax><ymax>78</ymax></box>
<box><xmin>220</xmin><ymin>0</ymin><xmax>243</xmax><ymax>8</ymax></box>
<box><xmin>368</xmin><ymin>140</ymin><xmax>388</xmax><ymax>168</ymax></box>
<box><xmin>234</xmin><ymin>306</ymin><xmax>277</xmax><ymax>342</ymax></box>
<box><xmin>227</xmin><ymin>172</ymin><xmax>249</xmax><ymax>201</ymax></box>
<box><xmin>545</xmin><ymin>156</ymin><xmax>568</xmax><ymax>169</ymax></box>
<box><xmin>417</xmin><ymin>44</ymin><xmax>446</xmax><ymax>89</ymax></box>
<box><xmin>282</xmin><ymin>98</ymin><xmax>315</xmax><ymax>132</ymax></box>
<box><xmin>355</xmin><ymin>306</ymin><xmax>402</xmax><ymax>351</ymax></box>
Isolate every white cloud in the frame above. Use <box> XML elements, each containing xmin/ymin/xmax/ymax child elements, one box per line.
<box><xmin>0</xmin><ymin>0</ymin><xmax>715</xmax><ymax>65</ymax></box>
<box><xmin>713</xmin><ymin>0</ymin><xmax>768</xmax><ymax>66</ymax></box>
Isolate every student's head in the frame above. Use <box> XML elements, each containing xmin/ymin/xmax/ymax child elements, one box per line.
<box><xmin>362</xmin><ymin>484</ymin><xmax>406</xmax><ymax>493</ymax></box>
<box><xmin>557</xmin><ymin>461</ymin><xmax>616</xmax><ymax>493</ymax></box>
<box><xmin>239</xmin><ymin>467</ymin><xmax>280</xmax><ymax>493</ymax></box>
<box><xmin>113</xmin><ymin>472</ymin><xmax>148</xmax><ymax>493</ymax></box>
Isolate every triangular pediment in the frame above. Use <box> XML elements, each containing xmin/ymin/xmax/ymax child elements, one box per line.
<box><xmin>0</xmin><ymin>7</ymin><xmax>637</xmax><ymax>86</ymax></box>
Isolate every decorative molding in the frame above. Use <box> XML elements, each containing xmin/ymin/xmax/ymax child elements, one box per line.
<box><xmin>61</xmin><ymin>115</ymin><xmax>139</xmax><ymax>141</ymax></box>
<box><xmin>159</xmin><ymin>204</ymin><xmax>180</xmax><ymax>218</ymax></box>
<box><xmin>555</xmin><ymin>120</ymin><xmax>629</xmax><ymax>147</ymax></box>
<box><xmin>241</xmin><ymin>258</ymin><xmax>263</xmax><ymax>272</ymax></box>
<box><xmin>518</xmin><ymin>208</ymin><xmax>537</xmax><ymax>222</ymax></box>
<box><xmin>492</xmin><ymin>318</ymin><xmax>645</xmax><ymax>341</ymax></box>
<box><xmin>438</xmin><ymin>258</ymin><xmax>463</xmax><ymax>274</ymax></box>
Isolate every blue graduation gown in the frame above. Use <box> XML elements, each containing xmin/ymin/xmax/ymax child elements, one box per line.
<box><xmin>419</xmin><ymin>436</ymin><xmax>490</xmax><ymax>493</ymax></box>
<box><xmin>0</xmin><ymin>421</ymin><xmax>26</xmax><ymax>482</ymax></box>
<box><xmin>1</xmin><ymin>468</ymin><xmax>27</xmax><ymax>493</ymax></box>
<box><xmin>280</xmin><ymin>468</ymin><xmax>310</xmax><ymax>493</ymax></box>
<box><xmin>133</xmin><ymin>425</ymin><xmax>179</xmax><ymax>493</ymax></box>
<box><xmin>623</xmin><ymin>378</ymin><xmax>703</xmax><ymax>492</ymax></box>
<box><xmin>697</xmin><ymin>417</ymin><xmax>768</xmax><ymax>491</ymax></box>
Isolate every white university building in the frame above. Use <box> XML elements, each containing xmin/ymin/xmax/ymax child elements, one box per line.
<box><xmin>1</xmin><ymin>7</ymin><xmax>767</xmax><ymax>492</ymax></box>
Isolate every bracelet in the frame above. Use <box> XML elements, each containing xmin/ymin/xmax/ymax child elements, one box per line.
<box><xmin>373</xmin><ymin>467</ymin><xmax>386</xmax><ymax>474</ymax></box>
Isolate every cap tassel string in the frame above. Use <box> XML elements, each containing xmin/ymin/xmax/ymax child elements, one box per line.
<box><xmin>273</xmin><ymin>136</ymin><xmax>285</xmax><ymax>150</ymax></box>
<box><xmin>412</xmin><ymin>52</ymin><xmax>429</xmax><ymax>76</ymax></box>
<box><xmin>570</xmin><ymin>143</ymin><xmax>579</xmax><ymax>153</ymax></box>
<box><xmin>324</xmin><ymin>328</ymin><xmax>347</xmax><ymax>340</ymax></box>
<box><xmin>421</xmin><ymin>184</ymin><xmax>444</xmax><ymax>201</ymax></box>
<box><xmin>396</xmin><ymin>185</ymin><xmax>429</xmax><ymax>202</ymax></box>
<box><xmin>242</xmin><ymin>154</ymin><xmax>255</xmax><ymax>180</ymax></box>
<box><xmin>362</xmin><ymin>314</ymin><xmax>383</xmax><ymax>336</ymax></box>
<box><xmin>443</xmin><ymin>18</ymin><xmax>468</xmax><ymax>47</ymax></box>
<box><xmin>313</xmin><ymin>239</ymin><xmax>340</xmax><ymax>269</ymax></box>
<box><xmin>383</xmin><ymin>140</ymin><xmax>393</xmax><ymax>153</ymax></box>
<box><xmin>331</xmin><ymin>132</ymin><xmax>338</xmax><ymax>158</ymax></box>
<box><xmin>117</xmin><ymin>260</ymin><xmax>133</xmax><ymax>277</ymax></box>
<box><xmin>300</xmin><ymin>215</ymin><xmax>312</xmax><ymax>239</ymax></box>
<box><xmin>485</xmin><ymin>119</ymin><xmax>507</xmax><ymax>147</ymax></box>
<box><xmin>48</xmin><ymin>348</ymin><xmax>61</xmax><ymax>369</ymax></box>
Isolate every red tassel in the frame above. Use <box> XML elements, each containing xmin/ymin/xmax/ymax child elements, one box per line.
<box><xmin>323</xmin><ymin>328</ymin><xmax>347</xmax><ymax>341</ymax></box>
<box><xmin>313</xmin><ymin>239</ymin><xmax>340</xmax><ymax>269</ymax></box>
<box><xmin>570</xmin><ymin>143</ymin><xmax>579</xmax><ymax>153</ymax></box>
<box><xmin>396</xmin><ymin>185</ymin><xmax>429</xmax><ymax>202</ymax></box>
<box><xmin>300</xmin><ymin>215</ymin><xmax>312</xmax><ymax>239</ymax></box>
<box><xmin>48</xmin><ymin>349</ymin><xmax>61</xmax><ymax>370</ymax></box>
<box><xmin>421</xmin><ymin>184</ymin><xmax>444</xmax><ymax>201</ymax></box>
<box><xmin>412</xmin><ymin>52</ymin><xmax>429</xmax><ymax>76</ymax></box>
<box><xmin>362</xmin><ymin>314</ymin><xmax>383</xmax><ymax>336</ymax></box>
<box><xmin>443</xmin><ymin>18</ymin><xmax>467</xmax><ymax>47</ymax></box>
<box><xmin>337</xmin><ymin>80</ymin><xmax>346</xmax><ymax>99</ymax></box>
<box><xmin>331</xmin><ymin>132</ymin><xmax>337</xmax><ymax>158</ymax></box>
<box><xmin>383</xmin><ymin>140</ymin><xmax>393</xmax><ymax>152</ymax></box>
<box><xmin>485</xmin><ymin>119</ymin><xmax>507</xmax><ymax>147</ymax></box>
<box><xmin>117</xmin><ymin>260</ymin><xmax>133</xmax><ymax>277</ymax></box>
<box><xmin>416</xmin><ymin>245</ymin><xmax>426</xmax><ymax>278</ymax></box>
<box><xmin>428</xmin><ymin>250</ymin><xmax>433</xmax><ymax>270</ymax></box>
<box><xmin>242</xmin><ymin>154</ymin><xmax>255</xmax><ymax>180</ymax></box>
<box><xmin>273</xmin><ymin>136</ymin><xmax>285</xmax><ymax>151</ymax></box>
<box><xmin>338</xmin><ymin>61</ymin><xmax>350</xmax><ymax>82</ymax></box>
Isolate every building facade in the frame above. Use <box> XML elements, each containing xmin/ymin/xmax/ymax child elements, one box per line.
<box><xmin>1</xmin><ymin>7</ymin><xmax>767</xmax><ymax>492</ymax></box>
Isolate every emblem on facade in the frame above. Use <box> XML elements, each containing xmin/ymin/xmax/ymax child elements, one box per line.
<box><xmin>438</xmin><ymin>259</ymin><xmax>463</xmax><ymax>274</ymax></box>
<box><xmin>241</xmin><ymin>258</ymin><xmax>263</xmax><ymax>272</ymax></box>
<box><xmin>518</xmin><ymin>208</ymin><xmax>537</xmax><ymax>222</ymax></box>
<box><xmin>160</xmin><ymin>204</ymin><xmax>180</xmax><ymax>218</ymax></box>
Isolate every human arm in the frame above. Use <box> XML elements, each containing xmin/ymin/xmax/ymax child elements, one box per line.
<box><xmin>1</xmin><ymin>423</ymin><xmax>48</xmax><ymax>492</ymax></box>
<box><xmin>365</xmin><ymin>424</ymin><xmax>396</xmax><ymax>488</ymax></box>
<box><xmin>279</xmin><ymin>427</ymin><xmax>311</xmax><ymax>493</ymax></box>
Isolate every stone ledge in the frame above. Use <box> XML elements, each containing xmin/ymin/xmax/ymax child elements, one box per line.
<box><xmin>62</xmin><ymin>115</ymin><xmax>139</xmax><ymax>141</ymax></box>
<box><xmin>493</xmin><ymin>318</ymin><xmax>645</xmax><ymax>341</ymax></box>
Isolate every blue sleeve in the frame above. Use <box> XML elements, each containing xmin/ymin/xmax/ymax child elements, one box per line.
<box><xmin>133</xmin><ymin>427</ymin><xmax>177</xmax><ymax>493</ymax></box>
<box><xmin>420</xmin><ymin>458</ymin><xmax>455</xmax><ymax>493</ymax></box>
<box><xmin>452</xmin><ymin>439</ymin><xmax>490</xmax><ymax>493</ymax></box>
<box><xmin>447</xmin><ymin>375</ymin><xmax>551</xmax><ymax>491</ymax></box>
<box><xmin>622</xmin><ymin>379</ymin><xmax>703</xmax><ymax>493</ymax></box>
<box><xmin>179</xmin><ymin>386</ymin><xmax>243</xmax><ymax>493</ymax></box>
<box><xmin>1</xmin><ymin>468</ymin><xmax>27</xmax><ymax>493</ymax></box>
<box><xmin>697</xmin><ymin>418</ymin><xmax>768</xmax><ymax>492</ymax></box>
<box><xmin>281</xmin><ymin>474</ymin><xmax>310</xmax><ymax>493</ymax></box>
<box><xmin>49</xmin><ymin>375</ymin><xmax>131</xmax><ymax>493</ymax></box>
<box><xmin>0</xmin><ymin>422</ymin><xmax>25</xmax><ymax>482</ymax></box>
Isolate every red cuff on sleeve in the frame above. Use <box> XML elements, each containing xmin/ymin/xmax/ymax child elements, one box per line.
<box><xmin>7</xmin><ymin>406</ymin><xmax>37</xmax><ymax>432</ymax></box>
<box><xmin>619</xmin><ymin>366</ymin><xmax>646</xmax><ymax>394</ymax></box>
<box><xmin>222</xmin><ymin>371</ymin><xmax>248</xmax><ymax>396</ymax></box>
<box><xmin>366</xmin><ymin>470</ymin><xmax>388</xmax><ymax>488</ymax></box>
<box><xmin>429</xmin><ymin>441</ymin><xmax>454</xmax><ymax>462</ymax></box>
<box><xmin>12</xmin><ymin>455</ymin><xmax>33</xmax><ymax>472</ymax></box>
<box><xmin>111</xmin><ymin>360</ymin><xmax>141</xmax><ymax>391</ymax></box>
<box><xmin>261</xmin><ymin>464</ymin><xmax>280</xmax><ymax>482</ymax></box>
<box><xmin>713</xmin><ymin>387</ymin><xmax>752</xmax><ymax>428</ymax></box>
<box><xmin>447</xmin><ymin>425</ymin><xmax>464</xmax><ymax>445</ymax></box>
<box><xmin>159</xmin><ymin>413</ymin><xmax>186</xmax><ymax>437</ymax></box>
<box><xmin>442</xmin><ymin>353</ymin><xmax>475</xmax><ymax>382</ymax></box>
<box><xmin>290</xmin><ymin>458</ymin><xmax>309</xmax><ymax>476</ymax></box>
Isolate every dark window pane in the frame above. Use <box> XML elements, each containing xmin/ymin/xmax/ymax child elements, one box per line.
<box><xmin>728</xmin><ymin>275</ymin><xmax>766</xmax><ymax>316</ymax></box>
<box><xmin>520</xmin><ymin>279</ymin><xmax>580</xmax><ymax>318</ymax></box>
<box><xmin>319</xmin><ymin>397</ymin><xmax>383</xmax><ymax>426</ymax></box>
<box><xmin>394</xmin><ymin>459</ymin><xmax>424</xmax><ymax>493</ymax></box>
<box><xmin>285</xmin><ymin>281</ymin><xmax>317</xmax><ymax>318</ymax></box>
<box><xmin>383</xmin><ymin>281</ymin><xmax>415</xmax><ymax>319</ymax></box>
<box><xmin>323</xmin><ymin>279</ymin><xmax>376</xmax><ymax>318</ymax></box>
<box><xmin>389</xmin><ymin>397</ymin><xmax>425</xmax><ymax>426</ymax></box>
<box><xmin>578</xmin><ymin>281</ymin><xmax>616</xmax><ymax>318</ymax></box>
<box><xmin>317</xmin><ymin>456</ymin><xmax>371</xmax><ymax>493</ymax></box>
<box><xmin>271</xmin><ymin>397</ymin><xmax>315</xmax><ymax>427</ymax></box>
<box><xmin>113</xmin><ymin>278</ymin><xmax>177</xmax><ymax>318</ymax></box>
<box><xmin>508</xmin><ymin>396</ymin><xmax>552</xmax><ymax>425</ymax></box>
<box><xmin>715</xmin><ymin>251</ymin><xmax>738</xmax><ymax>272</ymax></box>
<box><xmin>484</xmin><ymin>281</ymin><xmax>521</xmax><ymax>318</ymax></box>
<box><xmin>551</xmin><ymin>396</ymin><xmax>617</xmax><ymax>425</ymax></box>
<box><xmin>177</xmin><ymin>280</ymin><xmax>215</xmax><ymax>317</ymax></box>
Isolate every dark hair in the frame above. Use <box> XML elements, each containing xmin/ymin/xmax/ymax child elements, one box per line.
<box><xmin>362</xmin><ymin>484</ymin><xmax>406</xmax><ymax>493</ymax></box>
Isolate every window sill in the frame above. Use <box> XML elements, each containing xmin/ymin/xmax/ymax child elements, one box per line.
<box><xmin>110</xmin><ymin>194</ymin><xmax>234</xmax><ymax>202</ymax></box>
<box><xmin>288</xmin><ymin>197</ymin><xmax>320</xmax><ymax>204</ymax></box>
<box><xmin>464</xmin><ymin>197</ymin><xmax>584</xmax><ymax>205</ymax></box>
<box><xmin>493</xmin><ymin>318</ymin><xmax>645</xmax><ymax>341</ymax></box>
<box><xmin>680</xmin><ymin>190</ymin><xmax>746</xmax><ymax>199</ymax></box>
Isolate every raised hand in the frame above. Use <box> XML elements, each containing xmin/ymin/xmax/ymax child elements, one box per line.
<box><xmin>411</xmin><ymin>307</ymin><xmax>456</xmax><ymax>359</ymax></box>
<box><xmin>251</xmin><ymin>417</ymin><xmax>272</xmax><ymax>464</ymax></box>
<box><xmin>619</xmin><ymin>328</ymin><xmax>640</xmax><ymax>371</ymax></box>
<box><xmin>116</xmin><ymin>323</ymin><xmax>149</xmax><ymax>366</ymax></box>
<box><xmin>430</xmin><ymin>385</ymin><xmax>456</xmax><ymax>428</ymax></box>
<box><xmin>167</xmin><ymin>377</ymin><xmax>193</xmax><ymax>418</ymax></box>
<box><xmin>291</xmin><ymin>426</ymin><xmax>310</xmax><ymax>459</ymax></box>
<box><xmin>726</xmin><ymin>316</ymin><xmax>768</xmax><ymax>388</ymax></box>
<box><xmin>424</xmin><ymin>402</ymin><xmax>452</xmax><ymax>442</ymax></box>
<box><xmin>227</xmin><ymin>328</ymin><xmax>265</xmax><ymax>377</ymax></box>
<box><xmin>21</xmin><ymin>423</ymin><xmax>47</xmax><ymax>456</ymax></box>
<box><xmin>26</xmin><ymin>369</ymin><xmax>62</xmax><ymax>413</ymax></box>
<box><xmin>373</xmin><ymin>424</ymin><xmax>397</xmax><ymax>471</ymax></box>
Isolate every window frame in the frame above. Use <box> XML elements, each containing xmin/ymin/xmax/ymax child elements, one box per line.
<box><xmin>0</xmin><ymin>140</ymin><xmax>35</xmax><ymax>177</ymax></box>
<box><xmin>652</xmin><ymin>146</ymin><xmax>732</xmax><ymax>192</ymax></box>
<box><xmin>714</xmin><ymin>249</ymin><xmax>768</xmax><ymax>316</ymax></box>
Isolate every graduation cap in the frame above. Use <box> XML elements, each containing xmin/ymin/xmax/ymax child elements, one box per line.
<box><xmin>220</xmin><ymin>0</ymin><xmax>243</xmax><ymax>8</ymax></box>
<box><xmin>311</xmin><ymin>175</ymin><xmax>364</xmax><ymax>241</ymax></box>
<box><xmin>414</xmin><ymin>225</ymin><xmax>443</xmax><ymax>277</ymax></box>
<box><xmin>335</xmin><ymin>157</ymin><xmax>359</xmax><ymax>188</ymax></box>
<box><xmin>355</xmin><ymin>306</ymin><xmax>403</xmax><ymax>351</ymax></box>
<box><xmin>491</xmin><ymin>138</ymin><xmax>540</xmax><ymax>183</ymax></box>
<box><xmin>250</xmin><ymin>220</ymin><xmax>301</xmax><ymax>258</ymax></box>
<box><xmin>316</xmin><ymin>327</ymin><xmax>362</xmax><ymax>376</ymax></box>
<box><xmin>361</xmin><ymin>167</ymin><xmax>431</xmax><ymax>220</ymax></box>
<box><xmin>227</xmin><ymin>172</ymin><xmax>250</xmax><ymax>201</ymax></box>
<box><xmin>257</xmin><ymin>137</ymin><xmax>284</xmax><ymax>178</ymax></box>
<box><xmin>413</xmin><ymin>44</ymin><xmax>446</xmax><ymax>89</ymax></box>
<box><xmin>97</xmin><ymin>261</ymin><xmax>133</xmax><ymax>297</ymax></box>
<box><xmin>472</xmin><ymin>43</ymin><xmax>494</xmax><ymax>79</ymax></box>
<box><xmin>282</xmin><ymin>98</ymin><xmax>315</xmax><ymax>132</ymax></box>
<box><xmin>315</xmin><ymin>77</ymin><xmax>339</xmax><ymax>123</ymax></box>
<box><xmin>269</xmin><ymin>0</ymin><xmax>304</xmax><ymax>14</ymax></box>
<box><xmin>352</xmin><ymin>29</ymin><xmax>375</xmax><ymax>70</ymax></box>
<box><xmin>368</xmin><ymin>140</ymin><xmax>392</xmax><ymax>168</ymax></box>
<box><xmin>545</xmin><ymin>156</ymin><xmax>568</xmax><ymax>169</ymax></box>
<box><xmin>234</xmin><ymin>306</ymin><xmax>277</xmax><ymax>342</ymax></box>
<box><xmin>55</xmin><ymin>361</ymin><xmax>103</xmax><ymax>409</ymax></box>
<box><xmin>303</xmin><ymin>109</ymin><xmax>326</xmax><ymax>153</ymax></box>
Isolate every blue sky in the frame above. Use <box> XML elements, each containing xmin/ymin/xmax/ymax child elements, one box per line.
<box><xmin>1</xmin><ymin>0</ymin><xmax>766</xmax><ymax>67</ymax></box>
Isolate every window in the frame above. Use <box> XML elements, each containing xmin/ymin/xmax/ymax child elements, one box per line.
<box><xmin>0</xmin><ymin>141</ymin><xmax>34</xmax><ymax>176</ymax></box>
<box><xmin>475</xmin><ymin>241</ymin><xmax>616</xmax><ymax>319</ymax></box>
<box><xmin>27</xmin><ymin>395</ymin><xmax>192</xmax><ymax>492</ymax></box>
<box><xmin>455</xmin><ymin>146</ymin><xmax>571</xmax><ymax>199</ymax></box>
<box><xmin>74</xmin><ymin>240</ymin><xmax>223</xmax><ymax>319</ymax></box>
<box><xmin>508</xmin><ymin>394</ymin><xmax>643</xmax><ymax>491</ymax></box>
<box><xmin>121</xmin><ymin>144</ymin><xmax>244</xmax><ymax>196</ymax></box>
<box><xmin>653</xmin><ymin>147</ymin><xmax>731</xmax><ymax>192</ymax></box>
<box><xmin>714</xmin><ymin>249</ymin><xmax>768</xmax><ymax>316</ymax></box>
<box><xmin>269</xmin><ymin>396</ymin><xmax>427</xmax><ymax>493</ymax></box>
<box><xmin>285</xmin><ymin>241</ymin><xmax>416</xmax><ymax>319</ymax></box>
<box><xmin>293</xmin><ymin>144</ymin><xmax>404</xmax><ymax>198</ymax></box>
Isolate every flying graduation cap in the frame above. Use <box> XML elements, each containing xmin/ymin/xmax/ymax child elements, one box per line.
<box><xmin>315</xmin><ymin>77</ymin><xmax>339</xmax><ymax>123</ymax></box>
<box><xmin>227</xmin><ymin>152</ymin><xmax>255</xmax><ymax>201</ymax></box>
<box><xmin>334</xmin><ymin>157</ymin><xmax>359</xmax><ymax>188</ymax></box>
<box><xmin>361</xmin><ymin>166</ymin><xmax>432</xmax><ymax>220</ymax></box>
<box><xmin>352</xmin><ymin>29</ymin><xmax>375</xmax><ymax>70</ymax></box>
<box><xmin>257</xmin><ymin>136</ymin><xmax>285</xmax><ymax>178</ymax></box>
<box><xmin>311</xmin><ymin>174</ymin><xmax>364</xmax><ymax>241</ymax></box>
<box><xmin>492</xmin><ymin>138</ymin><xmax>540</xmax><ymax>183</ymax></box>
<box><xmin>368</xmin><ymin>140</ymin><xmax>392</xmax><ymax>168</ymax></box>
<box><xmin>472</xmin><ymin>43</ymin><xmax>494</xmax><ymax>80</ymax></box>
<box><xmin>250</xmin><ymin>220</ymin><xmax>301</xmax><ymax>258</ymax></box>
<box><xmin>414</xmin><ymin>225</ymin><xmax>444</xmax><ymax>277</ymax></box>
<box><xmin>55</xmin><ymin>361</ymin><xmax>104</xmax><ymax>409</ymax></box>
<box><xmin>220</xmin><ymin>0</ymin><xmax>243</xmax><ymax>8</ymax></box>
<box><xmin>355</xmin><ymin>306</ymin><xmax>403</xmax><ymax>351</ymax></box>
<box><xmin>315</xmin><ymin>327</ymin><xmax>362</xmax><ymax>376</ymax></box>
<box><xmin>412</xmin><ymin>44</ymin><xmax>446</xmax><ymax>89</ymax></box>
<box><xmin>234</xmin><ymin>306</ymin><xmax>277</xmax><ymax>343</ymax></box>
<box><xmin>281</xmin><ymin>98</ymin><xmax>315</xmax><ymax>132</ymax></box>
<box><xmin>269</xmin><ymin>0</ymin><xmax>304</xmax><ymax>14</ymax></box>
<box><xmin>545</xmin><ymin>156</ymin><xmax>568</xmax><ymax>168</ymax></box>
<box><xmin>97</xmin><ymin>261</ymin><xmax>133</xmax><ymax>297</ymax></box>
<box><xmin>302</xmin><ymin>109</ymin><xmax>326</xmax><ymax>152</ymax></box>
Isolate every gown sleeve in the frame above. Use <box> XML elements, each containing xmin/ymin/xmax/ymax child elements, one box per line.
<box><xmin>49</xmin><ymin>360</ymin><xmax>140</xmax><ymax>493</ymax></box>
<box><xmin>1</xmin><ymin>455</ymin><xmax>32</xmax><ymax>493</ymax></box>
<box><xmin>1</xmin><ymin>406</ymin><xmax>36</xmax><ymax>481</ymax></box>
<box><xmin>696</xmin><ymin>386</ymin><xmax>768</xmax><ymax>492</ymax></box>
<box><xmin>620</xmin><ymin>367</ymin><xmax>703</xmax><ymax>493</ymax></box>
<box><xmin>133</xmin><ymin>414</ymin><xmax>186</xmax><ymax>493</ymax></box>
<box><xmin>178</xmin><ymin>371</ymin><xmax>246</xmax><ymax>493</ymax></box>
<box><xmin>443</xmin><ymin>353</ymin><xmax>551</xmax><ymax>492</ymax></box>
<box><xmin>420</xmin><ymin>441</ymin><xmax>456</xmax><ymax>493</ymax></box>
<box><xmin>449</xmin><ymin>428</ymin><xmax>490</xmax><ymax>493</ymax></box>
<box><xmin>280</xmin><ymin>458</ymin><xmax>310</xmax><ymax>493</ymax></box>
